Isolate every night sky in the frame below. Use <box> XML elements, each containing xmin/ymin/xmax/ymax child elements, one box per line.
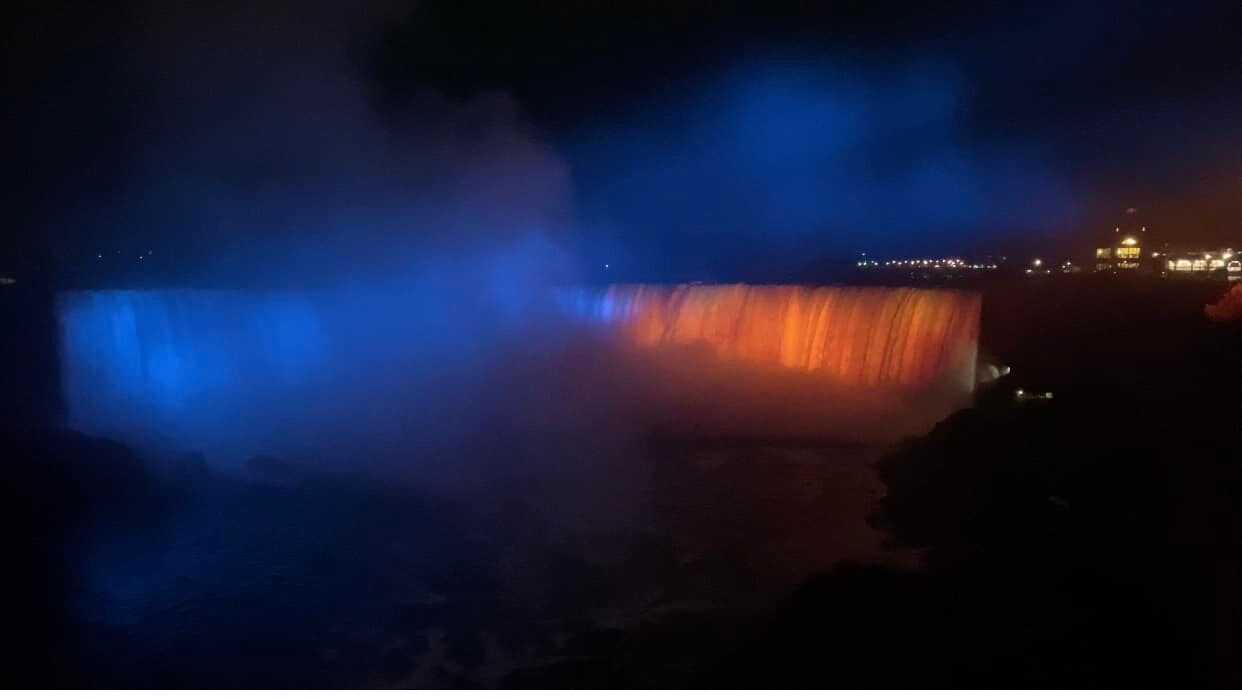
<box><xmin>6</xmin><ymin>1</ymin><xmax>1241</xmax><ymax>284</ymax></box>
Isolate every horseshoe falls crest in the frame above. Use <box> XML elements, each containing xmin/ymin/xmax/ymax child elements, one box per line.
<box><xmin>559</xmin><ymin>284</ymin><xmax>982</xmax><ymax>392</ymax></box>
<box><xmin>58</xmin><ymin>284</ymin><xmax>982</xmax><ymax>465</ymax></box>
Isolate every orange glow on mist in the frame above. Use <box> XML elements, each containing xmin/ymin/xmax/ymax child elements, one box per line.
<box><xmin>583</xmin><ymin>285</ymin><xmax>982</xmax><ymax>390</ymax></box>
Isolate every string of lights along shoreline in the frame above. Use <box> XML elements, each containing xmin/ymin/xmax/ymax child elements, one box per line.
<box><xmin>856</xmin><ymin>257</ymin><xmax>998</xmax><ymax>270</ymax></box>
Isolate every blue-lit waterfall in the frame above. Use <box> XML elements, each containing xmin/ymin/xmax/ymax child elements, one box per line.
<box><xmin>59</xmin><ymin>291</ymin><xmax>332</xmax><ymax>462</ymax></box>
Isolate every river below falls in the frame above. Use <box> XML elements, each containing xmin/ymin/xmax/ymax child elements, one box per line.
<box><xmin>61</xmin><ymin>438</ymin><xmax>912</xmax><ymax>687</ymax></box>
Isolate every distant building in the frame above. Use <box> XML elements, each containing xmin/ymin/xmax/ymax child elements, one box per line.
<box><xmin>1094</xmin><ymin>210</ymin><xmax>1148</xmax><ymax>272</ymax></box>
<box><xmin>1089</xmin><ymin>208</ymin><xmax>1241</xmax><ymax>278</ymax></box>
<box><xmin>1163</xmin><ymin>247</ymin><xmax>1241</xmax><ymax>276</ymax></box>
<box><xmin>1095</xmin><ymin>234</ymin><xmax>1144</xmax><ymax>272</ymax></box>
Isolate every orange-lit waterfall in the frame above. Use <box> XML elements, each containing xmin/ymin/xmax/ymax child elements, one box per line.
<box><xmin>566</xmin><ymin>285</ymin><xmax>982</xmax><ymax>390</ymax></box>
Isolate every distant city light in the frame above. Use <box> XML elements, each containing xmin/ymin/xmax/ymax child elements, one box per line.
<box><xmin>858</xmin><ymin>256</ymin><xmax>1001</xmax><ymax>273</ymax></box>
<box><xmin>1032</xmin><ymin>258</ymin><xmax>1042</xmax><ymax>267</ymax></box>
<box><xmin>1121</xmin><ymin>237</ymin><xmax>1137</xmax><ymax>246</ymax></box>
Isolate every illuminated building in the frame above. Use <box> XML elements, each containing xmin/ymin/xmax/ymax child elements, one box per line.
<box><xmin>1094</xmin><ymin>210</ymin><xmax>1147</xmax><ymax>272</ymax></box>
<box><xmin>1095</xmin><ymin>235</ymin><xmax>1144</xmax><ymax>271</ymax></box>
<box><xmin>1163</xmin><ymin>247</ymin><xmax>1239</xmax><ymax>276</ymax></box>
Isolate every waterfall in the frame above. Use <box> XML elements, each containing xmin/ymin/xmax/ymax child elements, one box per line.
<box><xmin>55</xmin><ymin>284</ymin><xmax>567</xmax><ymax>464</ymax></box>
<box><xmin>561</xmin><ymin>284</ymin><xmax>982</xmax><ymax>391</ymax></box>
<box><xmin>57</xmin><ymin>284</ymin><xmax>981</xmax><ymax>464</ymax></box>
<box><xmin>57</xmin><ymin>290</ymin><xmax>331</xmax><ymax>458</ymax></box>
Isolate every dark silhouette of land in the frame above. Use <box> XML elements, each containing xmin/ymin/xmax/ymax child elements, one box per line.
<box><xmin>719</xmin><ymin>276</ymin><xmax>1242</xmax><ymax>686</ymax></box>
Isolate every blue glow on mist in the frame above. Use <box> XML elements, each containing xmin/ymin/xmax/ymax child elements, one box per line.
<box><xmin>570</xmin><ymin>60</ymin><xmax>1079</xmax><ymax>273</ymax></box>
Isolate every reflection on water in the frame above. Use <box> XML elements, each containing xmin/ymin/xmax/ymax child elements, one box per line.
<box><xmin>67</xmin><ymin>439</ymin><xmax>911</xmax><ymax>688</ymax></box>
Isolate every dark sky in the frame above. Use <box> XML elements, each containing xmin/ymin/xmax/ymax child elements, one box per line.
<box><xmin>6</xmin><ymin>1</ymin><xmax>1242</xmax><ymax>283</ymax></box>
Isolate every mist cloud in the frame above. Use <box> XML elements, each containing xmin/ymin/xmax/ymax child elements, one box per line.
<box><xmin>92</xmin><ymin>1</ymin><xmax>573</xmax><ymax>287</ymax></box>
<box><xmin>570</xmin><ymin>58</ymin><xmax>1080</xmax><ymax>276</ymax></box>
